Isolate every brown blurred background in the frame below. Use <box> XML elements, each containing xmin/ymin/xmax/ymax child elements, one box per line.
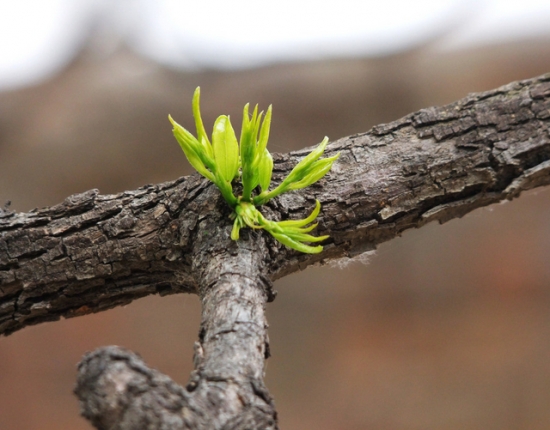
<box><xmin>1</xmin><ymin>10</ymin><xmax>550</xmax><ymax>430</ymax></box>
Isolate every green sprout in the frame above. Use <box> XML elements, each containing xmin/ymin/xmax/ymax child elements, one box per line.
<box><xmin>169</xmin><ymin>88</ymin><xmax>339</xmax><ymax>254</ymax></box>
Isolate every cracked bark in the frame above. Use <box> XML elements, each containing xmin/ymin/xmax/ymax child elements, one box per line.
<box><xmin>1</xmin><ymin>73</ymin><xmax>550</xmax><ymax>429</ymax></box>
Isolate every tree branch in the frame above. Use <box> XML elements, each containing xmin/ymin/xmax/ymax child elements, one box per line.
<box><xmin>2</xmin><ymin>74</ymin><xmax>548</xmax><ymax>335</ymax></box>
<box><xmin>1</xmin><ymin>73</ymin><xmax>549</xmax><ymax>429</ymax></box>
<box><xmin>268</xmin><ymin>73</ymin><xmax>550</xmax><ymax>277</ymax></box>
<box><xmin>75</xmin><ymin>202</ymin><xmax>277</xmax><ymax>428</ymax></box>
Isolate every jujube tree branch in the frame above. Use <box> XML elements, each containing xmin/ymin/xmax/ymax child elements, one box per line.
<box><xmin>1</xmin><ymin>73</ymin><xmax>549</xmax><ymax>429</ymax></box>
<box><xmin>1</xmin><ymin>74</ymin><xmax>548</xmax><ymax>336</ymax></box>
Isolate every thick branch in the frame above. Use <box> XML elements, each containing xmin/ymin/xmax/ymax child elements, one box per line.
<box><xmin>268</xmin><ymin>73</ymin><xmax>550</xmax><ymax>277</ymax></box>
<box><xmin>1</xmin><ymin>73</ymin><xmax>550</xmax><ymax>336</ymax></box>
<box><xmin>0</xmin><ymin>177</ymin><xmax>207</xmax><ymax>335</ymax></box>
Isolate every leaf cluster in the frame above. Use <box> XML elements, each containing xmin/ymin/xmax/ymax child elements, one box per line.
<box><xmin>169</xmin><ymin>88</ymin><xmax>339</xmax><ymax>253</ymax></box>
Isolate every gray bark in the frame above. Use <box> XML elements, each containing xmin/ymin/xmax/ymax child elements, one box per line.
<box><xmin>2</xmin><ymin>73</ymin><xmax>550</xmax><ymax>429</ymax></box>
<box><xmin>74</xmin><ymin>212</ymin><xmax>277</xmax><ymax>429</ymax></box>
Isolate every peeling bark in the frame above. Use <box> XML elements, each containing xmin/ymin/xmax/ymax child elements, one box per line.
<box><xmin>2</xmin><ymin>73</ymin><xmax>550</xmax><ymax>429</ymax></box>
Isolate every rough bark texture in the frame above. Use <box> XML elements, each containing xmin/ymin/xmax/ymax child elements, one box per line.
<box><xmin>2</xmin><ymin>73</ymin><xmax>550</xmax><ymax>429</ymax></box>
<box><xmin>74</xmin><ymin>197</ymin><xmax>277</xmax><ymax>429</ymax></box>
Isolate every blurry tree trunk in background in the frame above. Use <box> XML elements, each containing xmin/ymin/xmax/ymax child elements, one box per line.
<box><xmin>1</xmin><ymin>73</ymin><xmax>549</xmax><ymax>429</ymax></box>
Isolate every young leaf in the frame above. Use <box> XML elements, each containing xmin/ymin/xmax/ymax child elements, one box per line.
<box><xmin>283</xmin><ymin>136</ymin><xmax>329</xmax><ymax>184</ymax></box>
<box><xmin>283</xmin><ymin>231</ymin><xmax>329</xmax><ymax>243</ymax></box>
<box><xmin>257</xmin><ymin>105</ymin><xmax>272</xmax><ymax>156</ymax></box>
<box><xmin>277</xmin><ymin>200</ymin><xmax>322</xmax><ymax>227</ymax></box>
<box><xmin>280</xmin><ymin>223</ymin><xmax>318</xmax><ymax>234</ymax></box>
<box><xmin>270</xmin><ymin>232</ymin><xmax>324</xmax><ymax>254</ymax></box>
<box><xmin>192</xmin><ymin>87</ymin><xmax>213</xmax><ymax>158</ymax></box>
<box><xmin>258</xmin><ymin>149</ymin><xmax>273</xmax><ymax>192</ymax></box>
<box><xmin>258</xmin><ymin>137</ymin><xmax>332</xmax><ymax>202</ymax></box>
<box><xmin>287</xmin><ymin>154</ymin><xmax>340</xmax><ymax>191</ymax></box>
<box><xmin>212</xmin><ymin>115</ymin><xmax>239</xmax><ymax>183</ymax></box>
<box><xmin>169</xmin><ymin>115</ymin><xmax>215</xmax><ymax>181</ymax></box>
<box><xmin>240</xmin><ymin>104</ymin><xmax>260</xmax><ymax>200</ymax></box>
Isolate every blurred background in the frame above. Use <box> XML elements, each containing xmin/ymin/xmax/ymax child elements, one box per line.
<box><xmin>1</xmin><ymin>1</ymin><xmax>550</xmax><ymax>429</ymax></box>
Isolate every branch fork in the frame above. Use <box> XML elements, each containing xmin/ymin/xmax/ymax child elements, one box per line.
<box><xmin>1</xmin><ymin>73</ymin><xmax>549</xmax><ymax>429</ymax></box>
